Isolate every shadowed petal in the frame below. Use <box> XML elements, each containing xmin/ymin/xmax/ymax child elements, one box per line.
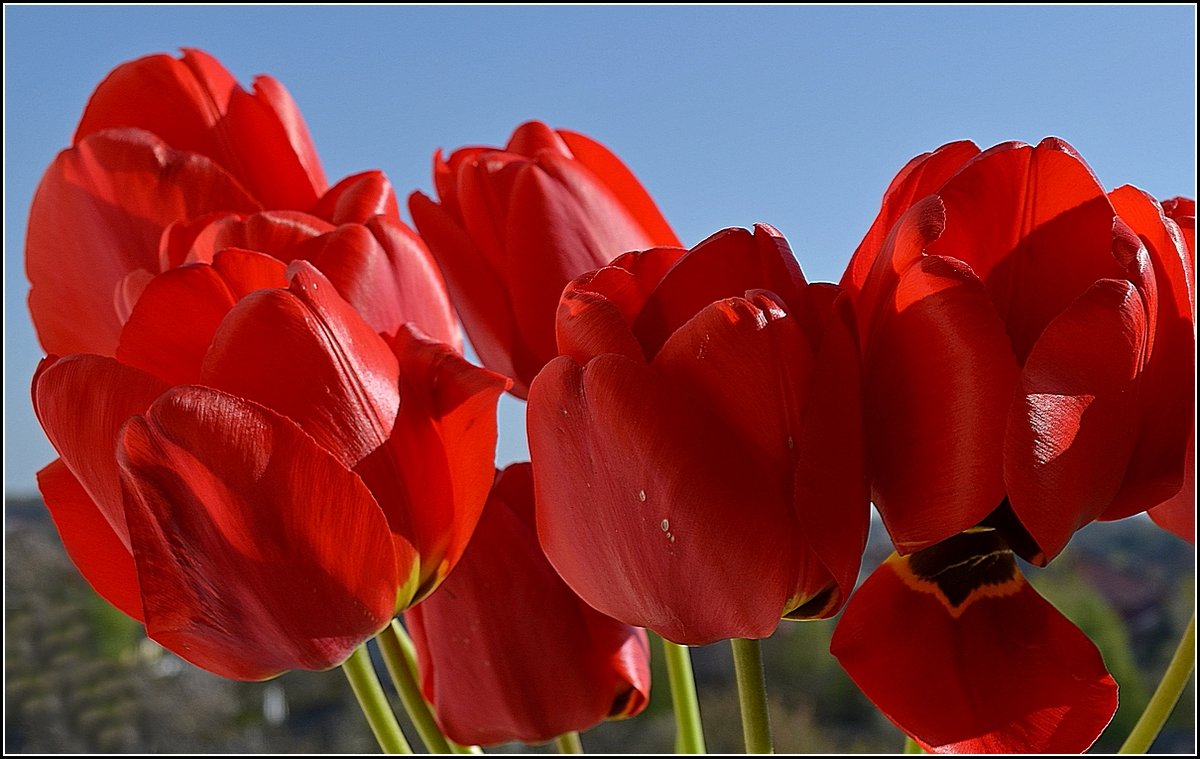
<box><xmin>410</xmin><ymin>190</ymin><xmax>523</xmax><ymax>392</ymax></box>
<box><xmin>33</xmin><ymin>355</ymin><xmax>170</xmax><ymax>550</ymax></box>
<box><xmin>865</xmin><ymin>255</ymin><xmax>1018</xmax><ymax>553</ymax></box>
<box><xmin>1004</xmin><ymin>279</ymin><xmax>1146</xmax><ymax>563</ymax></box>
<box><xmin>355</xmin><ymin>326</ymin><xmax>509</xmax><ymax>602</ymax></box>
<box><xmin>182</xmin><ymin>211</ymin><xmax>334</xmax><ymax>266</ymax></box>
<box><xmin>38</xmin><ymin>458</ymin><xmax>144</xmax><ymax>621</ymax></box>
<box><xmin>841</xmin><ymin>140</ymin><xmax>980</xmax><ymax>298</ymax></box>
<box><xmin>1148</xmin><ymin>430</ymin><xmax>1195</xmax><ymax>543</ymax></box>
<box><xmin>529</xmin><ymin>354</ymin><xmax>798</xmax><ymax>644</ymax></box>
<box><xmin>928</xmin><ymin>138</ymin><xmax>1127</xmax><ymax>362</ymax></box>
<box><xmin>119</xmin><ymin>386</ymin><xmax>402</xmax><ymax>681</ymax></box>
<box><xmin>404</xmin><ymin>463</ymin><xmax>649</xmax><ymax>746</ymax></box>
<box><xmin>502</xmin><ymin>158</ymin><xmax>648</xmax><ymax>371</ymax></box>
<box><xmin>788</xmin><ymin>287</ymin><xmax>870</xmax><ymax>617</ymax></box>
<box><xmin>1104</xmin><ymin>187</ymin><xmax>1196</xmax><ymax>518</ymax></box>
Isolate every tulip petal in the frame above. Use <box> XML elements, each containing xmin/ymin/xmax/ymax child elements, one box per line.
<box><xmin>832</xmin><ymin>531</ymin><xmax>1117</xmax><ymax>754</ymax></box>
<box><xmin>652</xmin><ymin>294</ymin><xmax>813</xmax><ymax>485</ymax></box>
<box><xmin>555</xmin><ymin>247</ymin><xmax>686</xmax><ymax>365</ymax></box>
<box><xmin>308</xmin><ymin>218</ymin><xmax>461</xmax><ymax>349</ymax></box>
<box><xmin>312</xmin><ymin>170</ymin><xmax>401</xmax><ymax>225</ymax></box>
<box><xmin>118</xmin><ymin>386</ymin><xmax>401</xmax><ymax>681</ymax></box>
<box><xmin>503</xmin><ymin>159</ymin><xmax>648</xmax><ymax>370</ymax></box>
<box><xmin>26</xmin><ymin>129</ymin><xmax>261</xmax><ymax>356</ymax></box>
<box><xmin>633</xmin><ymin>225</ymin><xmax>806</xmax><ymax>359</ymax></box>
<box><xmin>788</xmin><ymin>287</ymin><xmax>870</xmax><ymax>617</ymax></box>
<box><xmin>506</xmin><ymin>121</ymin><xmax>574</xmax><ymax>158</ymax></box>
<box><xmin>76</xmin><ymin>49</ymin><xmax>326</xmax><ymax>209</ymax></box>
<box><xmin>455</xmin><ymin>153</ymin><xmax>527</xmax><ymax>275</ymax></box>
<box><xmin>355</xmin><ymin>326</ymin><xmax>508</xmax><ymax>601</ymax></box>
<box><xmin>236</xmin><ymin>73</ymin><xmax>329</xmax><ymax>203</ymax></box>
<box><xmin>841</xmin><ymin>140</ymin><xmax>980</xmax><ymax>298</ymax></box>
<box><xmin>181</xmin><ymin>210</ymin><xmax>334</xmax><ymax>266</ymax></box>
<box><xmin>1148</xmin><ymin>430</ymin><xmax>1195</xmax><ymax>544</ymax></box>
<box><xmin>33</xmin><ymin>355</ymin><xmax>170</xmax><ymax>549</ymax></box>
<box><xmin>1104</xmin><ymin>187</ymin><xmax>1196</xmax><ymax>518</ymax></box>
<box><xmin>116</xmin><ymin>264</ymin><xmax>240</xmax><ymax>385</ymax></box>
<box><xmin>37</xmin><ymin>458</ymin><xmax>143</xmax><ymax>621</ymax></box>
<box><xmin>928</xmin><ymin>138</ymin><xmax>1128</xmax><ymax>362</ymax></box>
<box><xmin>529</xmin><ymin>354</ymin><xmax>799</xmax><ymax>644</ymax></box>
<box><xmin>1004</xmin><ymin>279</ymin><xmax>1147</xmax><ymax>563</ymax></box>
<box><xmin>652</xmin><ymin>288</ymin><xmax>864</xmax><ymax>618</ymax></box>
<box><xmin>559</xmin><ymin>129</ymin><xmax>681</xmax><ymax>247</ymax></box>
<box><xmin>116</xmin><ymin>250</ymin><xmax>287</xmax><ymax>386</ymax></box>
<box><xmin>405</xmin><ymin>463</ymin><xmax>649</xmax><ymax>746</ymax></box>
<box><xmin>410</xmin><ymin>190</ymin><xmax>525</xmax><ymax>392</ymax></box>
<box><xmin>201</xmin><ymin>263</ymin><xmax>399</xmax><ymax>467</ymax></box>
<box><xmin>210</xmin><ymin>248</ymin><xmax>289</xmax><ymax>297</ymax></box>
<box><xmin>866</xmin><ymin>254</ymin><xmax>1019</xmax><ymax>553</ymax></box>
<box><xmin>1160</xmin><ymin>197</ymin><xmax>1196</xmax><ymax>263</ymax></box>
<box><xmin>75</xmin><ymin>49</ymin><xmax>237</xmax><ymax>155</ymax></box>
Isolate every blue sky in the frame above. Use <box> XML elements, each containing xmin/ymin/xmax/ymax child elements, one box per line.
<box><xmin>4</xmin><ymin>5</ymin><xmax>1196</xmax><ymax>494</ymax></box>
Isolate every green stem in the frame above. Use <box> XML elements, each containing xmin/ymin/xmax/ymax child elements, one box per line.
<box><xmin>342</xmin><ymin>645</ymin><xmax>413</xmax><ymax>754</ymax></box>
<box><xmin>378</xmin><ymin>620</ymin><xmax>454</xmax><ymax>754</ymax></box>
<box><xmin>554</xmin><ymin>732</ymin><xmax>584</xmax><ymax>753</ymax></box>
<box><xmin>903</xmin><ymin>735</ymin><xmax>923</xmax><ymax>753</ymax></box>
<box><xmin>731</xmin><ymin>638</ymin><xmax>773</xmax><ymax>754</ymax></box>
<box><xmin>1119</xmin><ymin>612</ymin><xmax>1196</xmax><ymax>754</ymax></box>
<box><xmin>661</xmin><ymin>638</ymin><xmax>707</xmax><ymax>753</ymax></box>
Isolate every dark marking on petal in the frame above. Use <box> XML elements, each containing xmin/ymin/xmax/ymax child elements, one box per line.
<box><xmin>891</xmin><ymin>528</ymin><xmax>1024</xmax><ymax>616</ymax></box>
<box><xmin>980</xmin><ymin>497</ymin><xmax>1046</xmax><ymax>566</ymax></box>
<box><xmin>782</xmin><ymin>584</ymin><xmax>838</xmax><ymax>621</ymax></box>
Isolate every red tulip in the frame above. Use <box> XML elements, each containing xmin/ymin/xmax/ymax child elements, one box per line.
<box><xmin>831</xmin><ymin>139</ymin><xmax>1194</xmax><ymax>752</ymax></box>
<box><xmin>527</xmin><ymin>224</ymin><xmax>869</xmax><ymax>645</ymax></box>
<box><xmin>27</xmin><ymin>48</ymin><xmax>457</xmax><ymax>358</ymax></box>
<box><xmin>409</xmin><ymin>121</ymin><xmax>682</xmax><ymax>397</ymax></box>
<box><xmin>405</xmin><ymin>463</ymin><xmax>651</xmax><ymax>746</ymax></box>
<box><xmin>33</xmin><ymin>261</ymin><xmax>508</xmax><ymax>680</ymax></box>
<box><xmin>1148</xmin><ymin>196</ymin><xmax>1196</xmax><ymax>545</ymax></box>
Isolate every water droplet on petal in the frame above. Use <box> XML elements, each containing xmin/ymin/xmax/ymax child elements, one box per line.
<box><xmin>638</xmin><ymin>489</ymin><xmax>647</xmax><ymax>502</ymax></box>
<box><xmin>660</xmin><ymin>519</ymin><xmax>670</xmax><ymax>532</ymax></box>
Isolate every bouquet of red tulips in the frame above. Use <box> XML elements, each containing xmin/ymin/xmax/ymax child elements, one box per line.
<box><xmin>23</xmin><ymin>49</ymin><xmax>1195</xmax><ymax>755</ymax></box>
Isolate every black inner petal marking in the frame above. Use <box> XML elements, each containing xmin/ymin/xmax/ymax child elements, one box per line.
<box><xmin>907</xmin><ymin>529</ymin><xmax>1018</xmax><ymax>607</ymax></box>
<box><xmin>980</xmin><ymin>497</ymin><xmax>1046</xmax><ymax>566</ymax></box>
<box><xmin>782</xmin><ymin>584</ymin><xmax>837</xmax><ymax>620</ymax></box>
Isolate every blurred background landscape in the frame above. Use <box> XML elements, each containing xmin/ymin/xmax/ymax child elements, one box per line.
<box><xmin>7</xmin><ymin>495</ymin><xmax>1192</xmax><ymax>754</ymax></box>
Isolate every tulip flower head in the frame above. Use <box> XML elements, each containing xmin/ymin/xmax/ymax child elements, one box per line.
<box><xmin>831</xmin><ymin>138</ymin><xmax>1195</xmax><ymax>753</ymax></box>
<box><xmin>410</xmin><ymin>121</ymin><xmax>682</xmax><ymax>397</ymax></box>
<box><xmin>406</xmin><ymin>463</ymin><xmax>651</xmax><ymax>746</ymax></box>
<box><xmin>27</xmin><ymin>50</ymin><xmax>508</xmax><ymax>680</ymax></box>
<box><xmin>27</xmin><ymin>48</ymin><xmax>459</xmax><ymax>359</ymax></box>
<box><xmin>528</xmin><ymin>224</ymin><xmax>870</xmax><ymax>646</ymax></box>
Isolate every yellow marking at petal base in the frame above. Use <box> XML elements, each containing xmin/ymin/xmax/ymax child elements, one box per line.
<box><xmin>394</xmin><ymin>557</ymin><xmax>425</xmax><ymax>612</ymax></box>
<box><xmin>887</xmin><ymin>552</ymin><xmax>1024</xmax><ymax>618</ymax></box>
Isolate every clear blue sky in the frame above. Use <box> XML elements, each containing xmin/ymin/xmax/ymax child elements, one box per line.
<box><xmin>4</xmin><ymin>5</ymin><xmax>1196</xmax><ymax>495</ymax></box>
